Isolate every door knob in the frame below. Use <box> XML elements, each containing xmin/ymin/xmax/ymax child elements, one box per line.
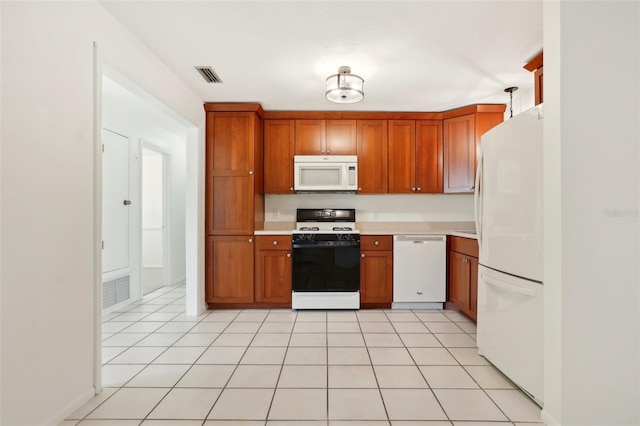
<box><xmin>123</xmin><ymin>200</ymin><xmax>132</xmax><ymax>206</ymax></box>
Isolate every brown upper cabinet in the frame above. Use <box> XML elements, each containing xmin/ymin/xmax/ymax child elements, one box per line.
<box><xmin>264</xmin><ymin>120</ymin><xmax>295</xmax><ymax>194</ymax></box>
<box><xmin>356</xmin><ymin>120</ymin><xmax>388</xmax><ymax>193</ymax></box>
<box><xmin>295</xmin><ymin>119</ymin><xmax>356</xmax><ymax>155</ymax></box>
<box><xmin>388</xmin><ymin>120</ymin><xmax>443</xmax><ymax>193</ymax></box>
<box><xmin>524</xmin><ymin>51</ymin><xmax>543</xmax><ymax>105</ymax></box>
<box><xmin>205</xmin><ymin>107</ymin><xmax>264</xmax><ymax>235</ymax></box>
<box><xmin>443</xmin><ymin>106</ymin><xmax>505</xmax><ymax>193</ymax></box>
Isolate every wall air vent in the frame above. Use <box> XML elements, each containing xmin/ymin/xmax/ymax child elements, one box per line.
<box><xmin>195</xmin><ymin>66</ymin><xmax>222</xmax><ymax>83</ymax></box>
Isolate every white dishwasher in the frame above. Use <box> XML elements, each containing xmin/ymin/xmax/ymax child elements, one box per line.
<box><xmin>392</xmin><ymin>235</ymin><xmax>446</xmax><ymax>309</ymax></box>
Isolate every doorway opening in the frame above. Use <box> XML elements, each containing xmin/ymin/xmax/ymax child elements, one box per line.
<box><xmin>141</xmin><ymin>145</ymin><xmax>170</xmax><ymax>295</ymax></box>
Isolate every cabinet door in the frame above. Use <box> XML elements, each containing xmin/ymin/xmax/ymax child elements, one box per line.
<box><xmin>207</xmin><ymin>174</ymin><xmax>254</xmax><ymax>235</ymax></box>
<box><xmin>360</xmin><ymin>250</ymin><xmax>393</xmax><ymax>304</ymax></box>
<box><xmin>449</xmin><ymin>251</ymin><xmax>470</xmax><ymax>310</ymax></box>
<box><xmin>207</xmin><ymin>112</ymin><xmax>256</xmax><ymax>172</ymax></box>
<box><xmin>356</xmin><ymin>120</ymin><xmax>388</xmax><ymax>193</ymax></box>
<box><xmin>469</xmin><ymin>256</ymin><xmax>478</xmax><ymax>318</ymax></box>
<box><xmin>256</xmin><ymin>249</ymin><xmax>292</xmax><ymax>303</ymax></box>
<box><xmin>295</xmin><ymin>120</ymin><xmax>326</xmax><ymax>155</ymax></box>
<box><xmin>206</xmin><ymin>236</ymin><xmax>254</xmax><ymax>303</ymax></box>
<box><xmin>415</xmin><ymin>120</ymin><xmax>443</xmax><ymax>193</ymax></box>
<box><xmin>388</xmin><ymin>120</ymin><xmax>416</xmax><ymax>193</ymax></box>
<box><xmin>264</xmin><ymin>120</ymin><xmax>295</xmax><ymax>194</ymax></box>
<box><xmin>443</xmin><ymin>114</ymin><xmax>475</xmax><ymax>193</ymax></box>
<box><xmin>326</xmin><ymin>120</ymin><xmax>357</xmax><ymax>155</ymax></box>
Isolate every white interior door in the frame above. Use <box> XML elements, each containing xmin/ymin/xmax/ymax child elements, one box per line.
<box><xmin>102</xmin><ymin>129</ymin><xmax>130</xmax><ymax>274</ymax></box>
<box><xmin>142</xmin><ymin>147</ymin><xmax>166</xmax><ymax>294</ymax></box>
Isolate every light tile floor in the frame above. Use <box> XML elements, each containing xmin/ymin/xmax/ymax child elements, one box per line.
<box><xmin>61</xmin><ymin>284</ymin><xmax>543</xmax><ymax>425</ymax></box>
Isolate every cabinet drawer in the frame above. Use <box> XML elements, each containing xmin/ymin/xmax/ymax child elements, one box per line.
<box><xmin>360</xmin><ymin>235</ymin><xmax>393</xmax><ymax>251</ymax></box>
<box><xmin>450</xmin><ymin>236</ymin><xmax>479</xmax><ymax>257</ymax></box>
<box><xmin>255</xmin><ymin>235</ymin><xmax>292</xmax><ymax>250</ymax></box>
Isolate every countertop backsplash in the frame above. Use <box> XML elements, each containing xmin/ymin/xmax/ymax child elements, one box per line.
<box><xmin>264</xmin><ymin>193</ymin><xmax>475</xmax><ymax>223</ymax></box>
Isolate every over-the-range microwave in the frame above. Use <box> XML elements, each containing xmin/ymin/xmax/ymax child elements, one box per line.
<box><xmin>293</xmin><ymin>155</ymin><xmax>358</xmax><ymax>193</ymax></box>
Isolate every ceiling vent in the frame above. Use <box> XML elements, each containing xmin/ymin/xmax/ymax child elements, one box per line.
<box><xmin>195</xmin><ymin>66</ymin><xmax>222</xmax><ymax>83</ymax></box>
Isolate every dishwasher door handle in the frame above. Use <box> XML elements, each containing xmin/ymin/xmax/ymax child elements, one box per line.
<box><xmin>396</xmin><ymin>235</ymin><xmax>445</xmax><ymax>243</ymax></box>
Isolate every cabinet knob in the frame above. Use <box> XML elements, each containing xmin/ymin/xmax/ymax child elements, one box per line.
<box><xmin>417</xmin><ymin>187</ymin><xmax>421</xmax><ymax>191</ymax></box>
<box><xmin>374</xmin><ymin>240</ymin><xmax>380</xmax><ymax>246</ymax></box>
<box><xmin>463</xmin><ymin>258</ymin><xmax>468</xmax><ymax>263</ymax></box>
<box><xmin>286</xmin><ymin>253</ymin><xmax>291</xmax><ymax>258</ymax></box>
<box><xmin>361</xmin><ymin>253</ymin><xmax>365</xmax><ymax>258</ymax></box>
<box><xmin>248</xmin><ymin>238</ymin><xmax>253</xmax><ymax>243</ymax></box>
<box><xmin>326</xmin><ymin>149</ymin><xmax>331</xmax><ymax>154</ymax></box>
<box><xmin>321</xmin><ymin>151</ymin><xmax>326</xmax><ymax>154</ymax></box>
<box><xmin>411</xmin><ymin>187</ymin><xmax>416</xmax><ymax>192</ymax></box>
<box><xmin>290</xmin><ymin>187</ymin><xmax>294</xmax><ymax>191</ymax></box>
<box><xmin>358</xmin><ymin>187</ymin><xmax>362</xmax><ymax>191</ymax></box>
<box><xmin>248</xmin><ymin>170</ymin><xmax>254</xmax><ymax>175</ymax></box>
<box><xmin>273</xmin><ymin>240</ymin><xmax>278</xmax><ymax>246</ymax></box>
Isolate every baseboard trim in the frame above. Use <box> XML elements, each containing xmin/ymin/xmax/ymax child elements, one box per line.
<box><xmin>43</xmin><ymin>386</ymin><xmax>95</xmax><ymax>426</ymax></box>
<box><xmin>541</xmin><ymin>409</ymin><xmax>560</xmax><ymax>426</ymax></box>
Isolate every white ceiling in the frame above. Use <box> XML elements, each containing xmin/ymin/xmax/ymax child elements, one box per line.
<box><xmin>100</xmin><ymin>0</ymin><xmax>542</xmax><ymax>112</ymax></box>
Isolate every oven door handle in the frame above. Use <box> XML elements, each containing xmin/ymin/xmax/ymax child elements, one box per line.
<box><xmin>292</xmin><ymin>243</ymin><xmax>361</xmax><ymax>249</ymax></box>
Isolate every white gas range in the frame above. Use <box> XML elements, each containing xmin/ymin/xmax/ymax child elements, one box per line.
<box><xmin>291</xmin><ymin>208</ymin><xmax>360</xmax><ymax>310</ymax></box>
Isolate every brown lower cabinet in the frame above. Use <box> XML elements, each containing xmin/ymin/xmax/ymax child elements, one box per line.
<box><xmin>254</xmin><ymin>235</ymin><xmax>292</xmax><ymax>306</ymax></box>
<box><xmin>206</xmin><ymin>236</ymin><xmax>255</xmax><ymax>304</ymax></box>
<box><xmin>447</xmin><ymin>236</ymin><xmax>479</xmax><ymax>321</ymax></box>
<box><xmin>360</xmin><ymin>235</ymin><xmax>393</xmax><ymax>308</ymax></box>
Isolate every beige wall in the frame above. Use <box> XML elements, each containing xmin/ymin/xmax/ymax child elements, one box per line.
<box><xmin>0</xmin><ymin>2</ymin><xmax>203</xmax><ymax>424</ymax></box>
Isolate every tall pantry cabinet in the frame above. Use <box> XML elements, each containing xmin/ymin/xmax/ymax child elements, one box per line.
<box><xmin>205</xmin><ymin>104</ymin><xmax>265</xmax><ymax>306</ymax></box>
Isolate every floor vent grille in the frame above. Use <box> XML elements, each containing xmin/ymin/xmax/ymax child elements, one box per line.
<box><xmin>103</xmin><ymin>276</ymin><xmax>130</xmax><ymax>308</ymax></box>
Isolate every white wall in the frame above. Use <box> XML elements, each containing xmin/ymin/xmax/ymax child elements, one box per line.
<box><xmin>265</xmin><ymin>193</ymin><xmax>475</xmax><ymax>223</ymax></box>
<box><xmin>0</xmin><ymin>2</ymin><xmax>204</xmax><ymax>425</ymax></box>
<box><xmin>543</xmin><ymin>2</ymin><xmax>640</xmax><ymax>425</ymax></box>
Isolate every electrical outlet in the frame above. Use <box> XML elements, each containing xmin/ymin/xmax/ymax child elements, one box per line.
<box><xmin>273</xmin><ymin>209</ymin><xmax>280</xmax><ymax>219</ymax></box>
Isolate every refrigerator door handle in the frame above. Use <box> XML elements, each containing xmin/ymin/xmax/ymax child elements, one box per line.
<box><xmin>474</xmin><ymin>149</ymin><xmax>483</xmax><ymax>246</ymax></box>
<box><xmin>481</xmin><ymin>272</ymin><xmax>536</xmax><ymax>297</ymax></box>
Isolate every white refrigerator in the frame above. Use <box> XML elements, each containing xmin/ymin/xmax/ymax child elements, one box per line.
<box><xmin>474</xmin><ymin>104</ymin><xmax>544</xmax><ymax>406</ymax></box>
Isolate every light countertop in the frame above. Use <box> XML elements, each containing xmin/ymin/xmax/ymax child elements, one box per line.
<box><xmin>255</xmin><ymin>221</ymin><xmax>477</xmax><ymax>239</ymax></box>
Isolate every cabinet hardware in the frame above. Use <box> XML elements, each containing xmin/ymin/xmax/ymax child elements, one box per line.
<box><xmin>123</xmin><ymin>200</ymin><xmax>132</xmax><ymax>206</ymax></box>
<box><xmin>248</xmin><ymin>238</ymin><xmax>253</xmax><ymax>243</ymax></box>
<box><xmin>248</xmin><ymin>170</ymin><xmax>254</xmax><ymax>175</ymax></box>
<box><xmin>290</xmin><ymin>187</ymin><xmax>294</xmax><ymax>191</ymax></box>
<box><xmin>286</xmin><ymin>253</ymin><xmax>291</xmax><ymax>258</ymax></box>
<box><xmin>273</xmin><ymin>241</ymin><xmax>278</xmax><ymax>245</ymax></box>
<box><xmin>361</xmin><ymin>253</ymin><xmax>365</xmax><ymax>258</ymax></box>
<box><xmin>358</xmin><ymin>187</ymin><xmax>362</xmax><ymax>191</ymax></box>
<box><xmin>417</xmin><ymin>187</ymin><xmax>421</xmax><ymax>191</ymax></box>
<box><xmin>417</xmin><ymin>291</ymin><xmax>423</xmax><ymax>295</ymax></box>
<box><xmin>411</xmin><ymin>187</ymin><xmax>416</xmax><ymax>191</ymax></box>
<box><xmin>374</xmin><ymin>241</ymin><xmax>380</xmax><ymax>246</ymax></box>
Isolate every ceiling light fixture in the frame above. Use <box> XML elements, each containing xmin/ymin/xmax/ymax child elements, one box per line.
<box><xmin>325</xmin><ymin>66</ymin><xmax>364</xmax><ymax>104</ymax></box>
